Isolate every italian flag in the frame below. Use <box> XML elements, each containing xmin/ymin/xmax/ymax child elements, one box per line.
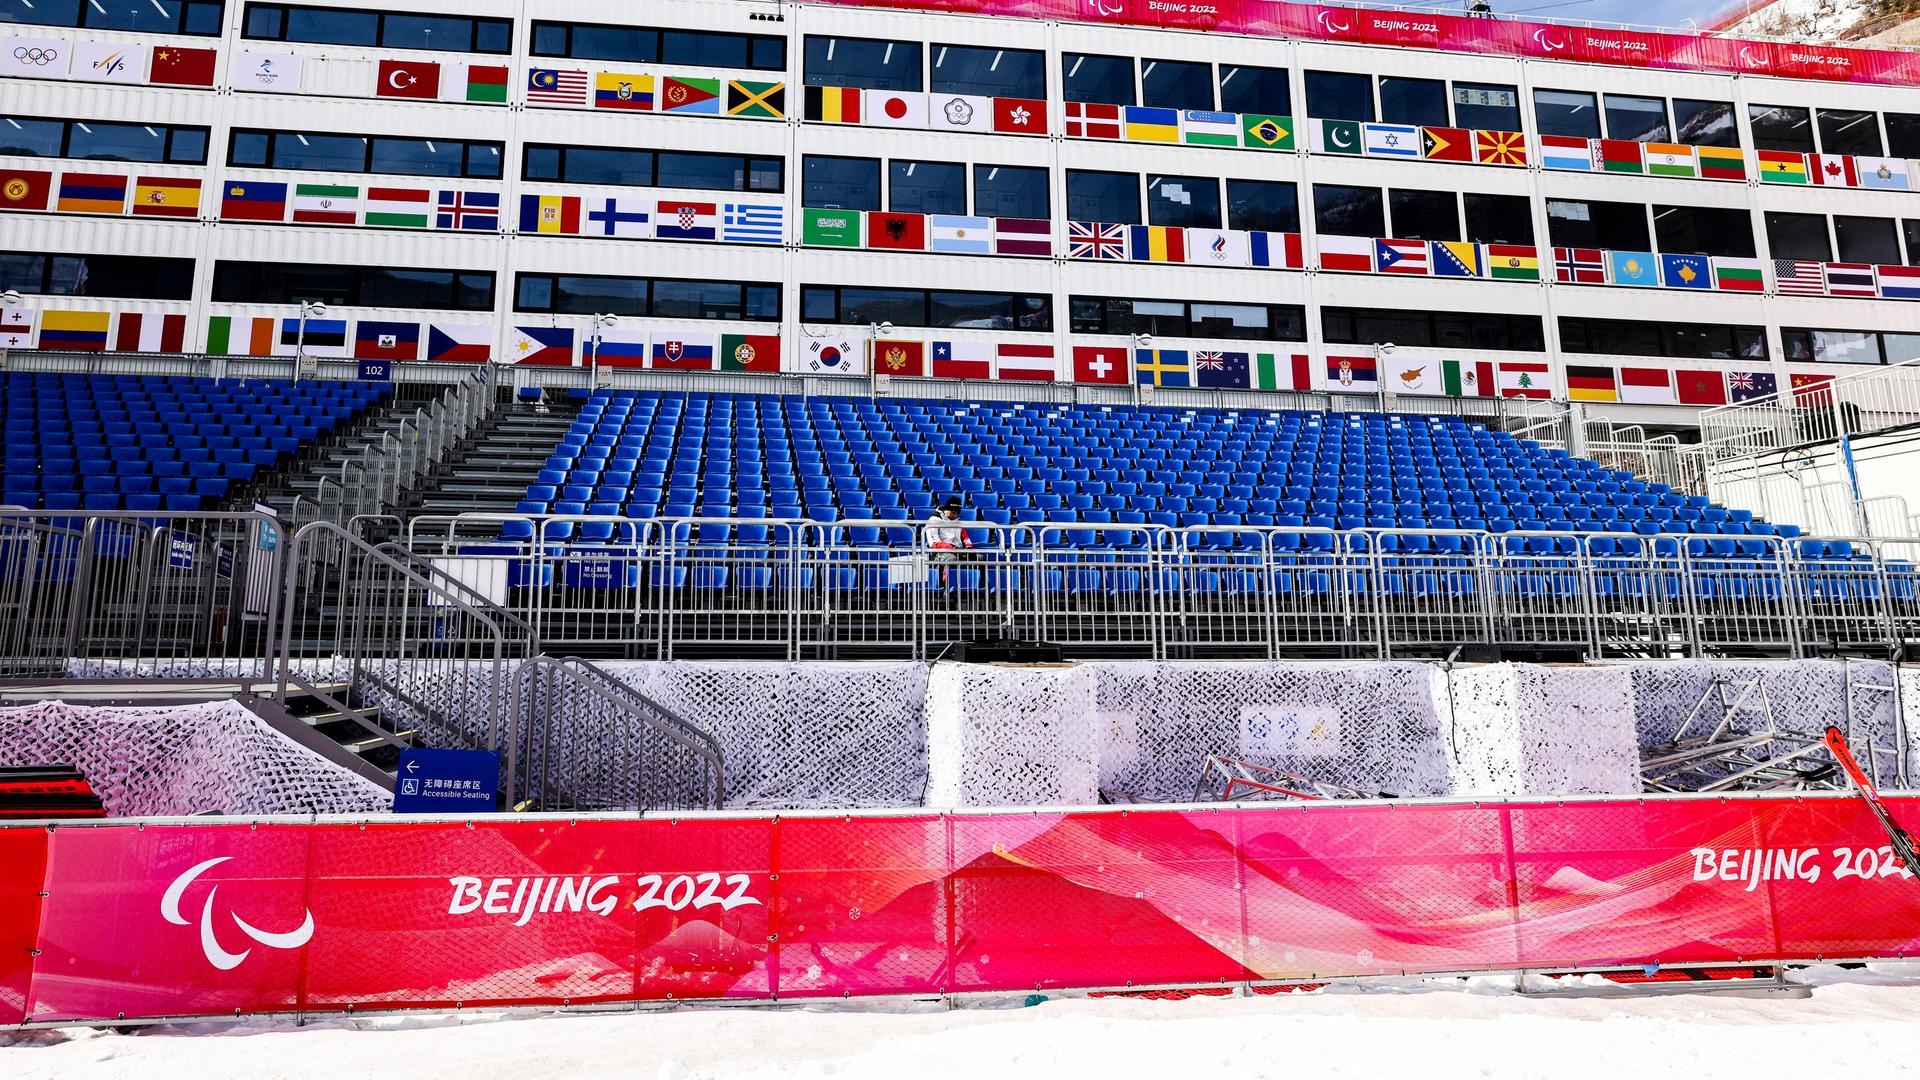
<box><xmin>1253</xmin><ymin>353</ymin><xmax>1310</xmax><ymax>391</ymax></box>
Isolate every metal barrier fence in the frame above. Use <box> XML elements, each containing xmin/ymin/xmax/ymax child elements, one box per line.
<box><xmin>1700</xmin><ymin>356</ymin><xmax>1920</xmax><ymax>462</ymax></box>
<box><xmin>513</xmin><ymin>655</ymin><xmax>724</xmax><ymax>812</ymax></box>
<box><xmin>403</xmin><ymin>514</ymin><xmax>1920</xmax><ymax>660</ymax></box>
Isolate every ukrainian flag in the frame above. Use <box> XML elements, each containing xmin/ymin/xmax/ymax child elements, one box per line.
<box><xmin>1123</xmin><ymin>106</ymin><xmax>1179</xmax><ymax>143</ymax></box>
<box><xmin>1135</xmin><ymin>348</ymin><xmax>1190</xmax><ymax>388</ymax></box>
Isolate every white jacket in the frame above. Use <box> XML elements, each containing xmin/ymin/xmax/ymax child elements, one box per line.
<box><xmin>925</xmin><ymin>512</ymin><xmax>967</xmax><ymax>547</ymax></box>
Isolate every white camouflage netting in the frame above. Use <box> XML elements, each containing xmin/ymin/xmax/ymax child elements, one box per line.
<box><xmin>0</xmin><ymin>699</ymin><xmax>390</xmax><ymax>816</ymax></box>
<box><xmin>1442</xmin><ymin>663</ymin><xmax>1641</xmax><ymax>796</ymax></box>
<box><xmin>925</xmin><ymin>663</ymin><xmax>1100</xmax><ymax>806</ymax></box>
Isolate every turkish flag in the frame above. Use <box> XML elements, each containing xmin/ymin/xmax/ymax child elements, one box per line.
<box><xmin>1073</xmin><ymin>346</ymin><xmax>1128</xmax><ymax>385</ymax></box>
<box><xmin>377</xmin><ymin>59</ymin><xmax>441</xmax><ymax>99</ymax></box>
<box><xmin>993</xmin><ymin>97</ymin><xmax>1048</xmax><ymax>136</ymax></box>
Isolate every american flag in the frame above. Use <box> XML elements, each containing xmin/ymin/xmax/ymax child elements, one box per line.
<box><xmin>1068</xmin><ymin>221</ymin><xmax>1126</xmax><ymax>260</ymax></box>
<box><xmin>1774</xmin><ymin>259</ymin><xmax>1826</xmax><ymax>296</ymax></box>
<box><xmin>1554</xmin><ymin>247</ymin><xmax>1606</xmax><ymax>284</ymax></box>
<box><xmin>526</xmin><ymin>68</ymin><xmax>589</xmax><ymax>105</ymax></box>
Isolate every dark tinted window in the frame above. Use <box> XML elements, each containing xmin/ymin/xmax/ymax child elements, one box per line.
<box><xmin>1535</xmin><ymin>89</ymin><xmax>1599</xmax><ymax>139</ymax></box>
<box><xmin>11</xmin><ymin>0</ymin><xmax>221</xmax><ymax>34</ymax></box>
<box><xmin>1218</xmin><ymin>65</ymin><xmax>1289</xmax><ymax>116</ymax></box>
<box><xmin>0</xmin><ymin>250</ymin><xmax>193</xmax><ymax>299</ymax></box>
<box><xmin>1817</xmin><ymin>108</ymin><xmax>1882</xmax><ymax>155</ymax></box>
<box><xmin>213</xmin><ymin>261</ymin><xmax>494</xmax><ymax>309</ymax></box>
<box><xmin>3</xmin><ymin>117</ymin><xmax>210</xmax><ymax>165</ymax></box>
<box><xmin>1750</xmin><ymin>105</ymin><xmax>1814</xmax><ymax>153</ymax></box>
<box><xmin>1604</xmin><ymin>94</ymin><xmax>1668</xmax><ymax>142</ymax></box>
<box><xmin>231</xmin><ymin>130</ymin><xmax>501</xmax><ymax>178</ymax></box>
<box><xmin>1464</xmin><ymin>193</ymin><xmax>1531</xmax><ymax>244</ymax></box>
<box><xmin>0</xmin><ymin>118</ymin><xmax>64</xmax><ymax>158</ymax></box>
<box><xmin>1835</xmin><ymin>215</ymin><xmax>1900</xmax><ymax>264</ymax></box>
<box><xmin>1306</xmin><ymin>71</ymin><xmax>1373</xmax><ymax>121</ymax></box>
<box><xmin>1314</xmin><ymin>184</ymin><xmax>1385</xmax><ymax>238</ymax></box>
<box><xmin>890</xmin><ymin>160</ymin><xmax>966</xmax><ymax>215</ymax></box>
<box><xmin>244</xmin><ymin>4</ymin><xmax>508</xmax><ymax>52</ymax></box>
<box><xmin>1063</xmin><ymin>53</ymin><xmax>1134</xmax><ymax>105</ymax></box>
<box><xmin>1673</xmin><ymin>99</ymin><xmax>1739</xmax><ymax>148</ymax></box>
<box><xmin>1767</xmin><ymin>212</ymin><xmax>1831</xmax><ymax>261</ymax></box>
<box><xmin>1067</xmin><ymin>170</ymin><xmax>1140</xmax><ymax>224</ymax></box>
<box><xmin>806</xmin><ymin>35</ymin><xmax>922</xmax><ymax>92</ymax></box>
<box><xmin>1651</xmin><ymin>205</ymin><xmax>1754</xmax><ymax>258</ymax></box>
<box><xmin>931</xmin><ymin>44</ymin><xmax>1044</xmax><ymax>98</ymax></box>
<box><xmin>1146</xmin><ymin>175</ymin><xmax>1219</xmax><ymax>229</ymax></box>
<box><xmin>1560</xmin><ymin>317</ymin><xmax>1764</xmax><ymax>360</ymax></box>
<box><xmin>1140</xmin><ymin>58</ymin><xmax>1213</xmax><ymax>110</ymax></box>
<box><xmin>1071</xmin><ymin>296</ymin><xmax>1305</xmax><ymax>340</ymax></box>
<box><xmin>512</xmin><ymin>274</ymin><xmax>779</xmax><ymax>321</ymax></box>
<box><xmin>529</xmin><ymin>21</ymin><xmax>781</xmax><ymax>69</ymax></box>
<box><xmin>1453</xmin><ymin>82</ymin><xmax>1520</xmax><ymax>131</ymax></box>
<box><xmin>803</xmin><ymin>156</ymin><xmax>881</xmax><ymax>211</ymax></box>
<box><xmin>974</xmin><ymin>164</ymin><xmax>1049</xmax><ymax>219</ymax></box>
<box><xmin>1324</xmin><ymin>307</ymin><xmax>1544</xmax><ymax>350</ymax></box>
<box><xmin>804</xmin><ymin>286</ymin><xmax>1051</xmax><ymax>331</ymax></box>
<box><xmin>1226</xmin><ymin>179</ymin><xmax>1298</xmax><ymax>233</ymax></box>
<box><xmin>1888</xmin><ymin>114</ymin><xmax>1920</xmax><ymax>159</ymax></box>
<box><xmin>1389</xmin><ymin>189</ymin><xmax>1458</xmax><ymax>241</ymax></box>
<box><xmin>1379</xmin><ymin>77</ymin><xmax>1447</xmax><ymax>127</ymax></box>
<box><xmin>1907</xmin><ymin>220</ymin><xmax>1920</xmax><ymax>265</ymax></box>
<box><xmin>1546</xmin><ymin>199</ymin><xmax>1649</xmax><ymax>251</ymax></box>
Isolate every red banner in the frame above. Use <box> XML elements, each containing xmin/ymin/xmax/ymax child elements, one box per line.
<box><xmin>799</xmin><ymin>0</ymin><xmax>1920</xmax><ymax>88</ymax></box>
<box><xmin>4</xmin><ymin>796</ymin><xmax>1919</xmax><ymax>1025</ymax></box>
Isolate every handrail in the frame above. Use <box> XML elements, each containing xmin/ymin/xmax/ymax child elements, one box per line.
<box><xmin>514</xmin><ymin>654</ymin><xmax>724</xmax><ymax>811</ymax></box>
<box><xmin>373</xmin><ymin>540</ymin><xmax>541</xmax><ymax>649</ymax></box>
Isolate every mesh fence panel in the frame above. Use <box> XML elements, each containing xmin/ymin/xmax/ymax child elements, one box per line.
<box><xmin>1442</xmin><ymin>664</ymin><xmax>1641</xmax><ymax>796</ymax></box>
<box><xmin>0</xmin><ymin>700</ymin><xmax>388</xmax><ymax>815</ymax></box>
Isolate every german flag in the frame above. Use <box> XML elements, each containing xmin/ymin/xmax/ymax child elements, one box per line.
<box><xmin>1565</xmin><ymin>365</ymin><xmax>1618</xmax><ymax>402</ymax></box>
<box><xmin>804</xmin><ymin>85</ymin><xmax>861</xmax><ymax>124</ymax></box>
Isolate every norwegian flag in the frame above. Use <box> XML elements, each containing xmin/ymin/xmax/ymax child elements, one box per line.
<box><xmin>1553</xmin><ymin>247</ymin><xmax>1607</xmax><ymax>284</ymax></box>
<box><xmin>1774</xmin><ymin>259</ymin><xmax>1826</xmax><ymax>296</ymax></box>
<box><xmin>1068</xmin><ymin>221</ymin><xmax>1127</xmax><ymax>260</ymax></box>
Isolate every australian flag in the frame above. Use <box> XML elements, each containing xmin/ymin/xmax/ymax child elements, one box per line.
<box><xmin>1726</xmin><ymin>371</ymin><xmax>1779</xmax><ymax>402</ymax></box>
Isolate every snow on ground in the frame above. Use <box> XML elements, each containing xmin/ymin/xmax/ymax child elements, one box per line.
<box><xmin>5</xmin><ymin>967</ymin><xmax>1920</xmax><ymax>1080</ymax></box>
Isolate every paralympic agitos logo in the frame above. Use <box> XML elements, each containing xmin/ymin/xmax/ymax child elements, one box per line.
<box><xmin>161</xmin><ymin>858</ymin><xmax>315</xmax><ymax>971</ymax></box>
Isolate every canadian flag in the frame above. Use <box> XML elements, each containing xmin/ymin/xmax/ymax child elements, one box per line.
<box><xmin>863</xmin><ymin>89</ymin><xmax>928</xmax><ymax>128</ymax></box>
<box><xmin>996</xmin><ymin>342</ymin><xmax>1055</xmax><ymax>381</ymax></box>
<box><xmin>1072</xmin><ymin>346</ymin><xmax>1128</xmax><ymax>384</ymax></box>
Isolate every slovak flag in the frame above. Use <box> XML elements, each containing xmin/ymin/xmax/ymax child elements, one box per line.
<box><xmin>651</xmin><ymin>335</ymin><xmax>718</xmax><ymax>370</ymax></box>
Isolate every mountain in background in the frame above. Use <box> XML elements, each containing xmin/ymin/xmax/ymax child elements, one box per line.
<box><xmin>1709</xmin><ymin>0</ymin><xmax>1920</xmax><ymax>47</ymax></box>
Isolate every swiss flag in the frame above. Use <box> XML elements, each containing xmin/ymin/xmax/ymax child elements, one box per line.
<box><xmin>1073</xmin><ymin>346</ymin><xmax>1128</xmax><ymax>384</ymax></box>
<box><xmin>377</xmin><ymin>59</ymin><xmax>441</xmax><ymax>99</ymax></box>
<box><xmin>993</xmin><ymin>97</ymin><xmax>1048</xmax><ymax>135</ymax></box>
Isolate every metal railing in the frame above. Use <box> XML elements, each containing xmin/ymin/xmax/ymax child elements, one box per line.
<box><xmin>402</xmin><ymin>514</ymin><xmax>1920</xmax><ymax>661</ymax></box>
<box><xmin>514</xmin><ymin>655</ymin><xmax>723</xmax><ymax>811</ymax></box>
<box><xmin>309</xmin><ymin>370</ymin><xmax>495</xmax><ymax>528</ymax></box>
<box><xmin>1700</xmin><ymin>358</ymin><xmax>1920</xmax><ymax>463</ymax></box>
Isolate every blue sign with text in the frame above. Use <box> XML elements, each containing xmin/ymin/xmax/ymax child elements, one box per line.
<box><xmin>392</xmin><ymin>748</ymin><xmax>500</xmax><ymax>813</ymax></box>
<box><xmin>358</xmin><ymin>359</ymin><xmax>392</xmax><ymax>381</ymax></box>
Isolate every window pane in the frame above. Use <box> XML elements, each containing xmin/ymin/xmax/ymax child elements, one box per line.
<box><xmin>0</xmin><ymin>118</ymin><xmax>66</xmax><ymax>158</ymax></box>
<box><xmin>551</xmin><ymin>275</ymin><xmax>646</xmax><ymax>316</ymax></box>
<box><xmin>1652</xmin><ymin>205</ymin><xmax>1754</xmax><ymax>258</ymax></box>
<box><xmin>567</xmin><ymin>24</ymin><xmax>656</xmax><ymax>63</ymax></box>
<box><xmin>838</xmin><ymin>287</ymin><xmax>926</xmax><ymax>327</ymax></box>
<box><xmin>67</xmin><ymin>120</ymin><xmax>166</xmax><ymax>162</ymax></box>
<box><xmin>382</xmin><ymin>15</ymin><xmax>472</xmax><ymax>51</ymax></box>
<box><xmin>1218</xmin><ymin>65</ymin><xmax>1289</xmax><ymax>116</ymax></box>
<box><xmin>1379</xmin><ymin>77</ymin><xmax>1447</xmax><ymax>127</ymax></box>
<box><xmin>515</xmin><ymin>275</ymin><xmax>553</xmax><ymax>311</ymax></box>
<box><xmin>1109</xmin><ymin>298</ymin><xmax>1186</xmax><ymax>337</ymax></box>
<box><xmin>1146</xmin><ymin>175</ymin><xmax>1219</xmax><ymax>229</ymax></box>
<box><xmin>1673</xmin><ymin>99</ymin><xmax>1739</xmax><ymax>148</ymax></box>
<box><xmin>1463</xmin><ymin>193</ymin><xmax>1531</xmax><ymax>244</ymax></box>
<box><xmin>1767</xmin><ymin>212</ymin><xmax>1831</xmax><ymax>261</ymax></box>
<box><xmin>653</xmin><ymin>280</ymin><xmax>745</xmax><ymax>320</ymax></box>
<box><xmin>0</xmin><ymin>0</ymin><xmax>81</xmax><ymax>26</ymax></box>
<box><xmin>228</xmin><ymin>130</ymin><xmax>269</xmax><ymax>167</ymax></box>
<box><xmin>1749</xmin><ymin>105</ymin><xmax>1814</xmax><ymax>153</ymax></box>
<box><xmin>1884</xmin><ymin>333</ymin><xmax>1920</xmax><ymax>363</ymax></box>
<box><xmin>803</xmin><ymin>155</ymin><xmax>880</xmax><ymax>211</ymax></box>
<box><xmin>1888</xmin><ymin>114</ymin><xmax>1920</xmax><ymax>159</ymax></box>
<box><xmin>473</xmin><ymin>20</ymin><xmax>509</xmax><ymax>54</ymax></box>
<box><xmin>745</xmin><ymin>285</ymin><xmax>780</xmax><ymax>320</ymax></box>
<box><xmin>805</xmin><ymin>36</ymin><xmax>922</xmax><ymax>92</ymax></box>
<box><xmin>1453</xmin><ymin>82</ymin><xmax>1520</xmax><ymax>131</ymax></box>
<box><xmin>1813</xmin><ymin>329</ymin><xmax>1880</xmax><ymax>364</ymax></box>
<box><xmin>563</xmin><ymin>147</ymin><xmax>651</xmax><ymax>185</ymax></box>
<box><xmin>1389</xmin><ymin>188</ymin><xmax>1458</xmax><ymax>241</ymax></box>
<box><xmin>1546</xmin><ymin>199</ymin><xmax>1648</xmax><ymax>251</ymax></box>
<box><xmin>167</xmin><ymin>128</ymin><xmax>209</xmax><ymax>164</ymax></box>
<box><xmin>801</xmin><ymin>287</ymin><xmax>838</xmax><ymax>323</ymax></box>
<box><xmin>41</xmin><ymin>253</ymin><xmax>190</xmax><ymax>299</ymax></box>
<box><xmin>657</xmin><ymin>151</ymin><xmax>745</xmax><ymax>192</ymax></box>
<box><xmin>1314</xmin><ymin>184</ymin><xmax>1384</xmax><ymax>238</ymax></box>
<box><xmin>370</xmin><ymin>137</ymin><xmax>462</xmax><ymax>178</ymax></box>
<box><xmin>1835</xmin><ymin>215</ymin><xmax>1900</xmax><ymax>264</ymax></box>
<box><xmin>1306</xmin><ymin>71</ymin><xmax>1372</xmax><ymax>121</ymax></box>
<box><xmin>1140</xmin><ymin>58</ymin><xmax>1212</xmax><ymax>110</ymax></box>
<box><xmin>748</xmin><ymin>157</ymin><xmax>783</xmax><ymax>193</ymax></box>
<box><xmin>243</xmin><ymin>4</ymin><xmax>283</xmax><ymax>38</ymax></box>
<box><xmin>748</xmin><ymin>38</ymin><xmax>785</xmax><ymax>71</ymax></box>
<box><xmin>1817</xmin><ymin>108</ymin><xmax>1882</xmax><ymax>155</ymax></box>
<box><xmin>1189</xmin><ymin>303</ymin><xmax>1268</xmax><ymax>340</ymax></box>
<box><xmin>1066</xmin><ymin>169</ymin><xmax>1139</xmax><ymax>224</ymax></box>
<box><xmin>1534</xmin><ymin>89</ymin><xmax>1599</xmax><ymax>139</ymax></box>
<box><xmin>1604</xmin><ymin>94</ymin><xmax>1668</xmax><ymax>142</ymax></box>
<box><xmin>453</xmin><ymin>272</ymin><xmax>493</xmax><ymax>311</ymax></box>
<box><xmin>1907</xmin><ymin>221</ymin><xmax>1920</xmax><ymax>265</ymax></box>
<box><xmin>664</xmin><ymin>30</ymin><xmax>747</xmax><ymax>68</ymax></box>
<box><xmin>272</xmin><ymin>133</ymin><xmax>367</xmax><ymax>172</ymax></box>
<box><xmin>1069</xmin><ymin>297</ymin><xmax>1104</xmax><ymax>334</ymax></box>
<box><xmin>930</xmin><ymin>291</ymin><xmax>1013</xmax><ymax>330</ymax></box>
<box><xmin>1226</xmin><ymin>179</ymin><xmax>1298</xmax><ymax>233</ymax></box>
<box><xmin>974</xmin><ymin>164</ymin><xmax>1049</xmax><ymax>219</ymax></box>
<box><xmin>1063</xmin><ymin>53</ymin><xmax>1133</xmax><ymax>105</ymax></box>
<box><xmin>361</xmin><ymin>268</ymin><xmax>458</xmax><ymax>309</ymax></box>
<box><xmin>284</xmin><ymin>6</ymin><xmax>375</xmax><ymax>44</ymax></box>
<box><xmin>890</xmin><ymin>160</ymin><xmax>966</xmax><ymax>215</ymax></box>
<box><xmin>932</xmin><ymin>44</ymin><xmax>1045</xmax><ymax>98</ymax></box>
<box><xmin>83</xmin><ymin>0</ymin><xmax>185</xmax><ymax>32</ymax></box>
<box><xmin>0</xmin><ymin>253</ymin><xmax>42</xmax><ymax>292</ymax></box>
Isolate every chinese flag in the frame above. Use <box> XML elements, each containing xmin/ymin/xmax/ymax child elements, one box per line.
<box><xmin>150</xmin><ymin>46</ymin><xmax>217</xmax><ymax>87</ymax></box>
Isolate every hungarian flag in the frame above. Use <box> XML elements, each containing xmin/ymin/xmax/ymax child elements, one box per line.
<box><xmin>149</xmin><ymin>46</ymin><xmax>216</xmax><ymax>87</ymax></box>
<box><xmin>721</xmin><ymin>334</ymin><xmax>780</xmax><ymax>373</ymax></box>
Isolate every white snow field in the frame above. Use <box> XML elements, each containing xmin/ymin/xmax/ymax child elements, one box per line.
<box><xmin>3</xmin><ymin>967</ymin><xmax>1919</xmax><ymax>1080</ymax></box>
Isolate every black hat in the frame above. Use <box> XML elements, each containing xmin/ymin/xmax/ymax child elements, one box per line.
<box><xmin>942</xmin><ymin>497</ymin><xmax>962</xmax><ymax>512</ymax></box>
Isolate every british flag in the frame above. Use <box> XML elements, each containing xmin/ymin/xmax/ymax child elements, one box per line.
<box><xmin>1775</xmin><ymin>259</ymin><xmax>1826</xmax><ymax>296</ymax></box>
<box><xmin>1068</xmin><ymin>220</ymin><xmax>1127</xmax><ymax>260</ymax></box>
<box><xmin>1195</xmin><ymin>350</ymin><xmax>1226</xmax><ymax>370</ymax></box>
<box><xmin>1553</xmin><ymin>247</ymin><xmax>1606</xmax><ymax>284</ymax></box>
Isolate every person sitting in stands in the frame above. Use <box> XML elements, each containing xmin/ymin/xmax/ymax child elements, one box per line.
<box><xmin>925</xmin><ymin>497</ymin><xmax>972</xmax><ymax>563</ymax></box>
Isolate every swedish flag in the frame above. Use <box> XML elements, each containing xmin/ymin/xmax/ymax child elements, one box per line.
<box><xmin>1135</xmin><ymin>349</ymin><xmax>1190</xmax><ymax>388</ymax></box>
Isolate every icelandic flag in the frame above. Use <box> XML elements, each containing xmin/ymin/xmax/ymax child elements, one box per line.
<box><xmin>435</xmin><ymin>190</ymin><xmax>500</xmax><ymax>231</ymax></box>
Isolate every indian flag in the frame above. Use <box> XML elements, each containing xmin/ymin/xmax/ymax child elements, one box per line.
<box><xmin>1645</xmin><ymin>143</ymin><xmax>1696</xmax><ymax>178</ymax></box>
<box><xmin>1181</xmin><ymin>110</ymin><xmax>1240</xmax><ymax>147</ymax></box>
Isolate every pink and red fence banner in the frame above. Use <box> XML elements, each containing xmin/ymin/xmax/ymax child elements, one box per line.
<box><xmin>4</xmin><ymin>795</ymin><xmax>1919</xmax><ymax>1025</ymax></box>
<box><xmin>799</xmin><ymin>0</ymin><xmax>1920</xmax><ymax>87</ymax></box>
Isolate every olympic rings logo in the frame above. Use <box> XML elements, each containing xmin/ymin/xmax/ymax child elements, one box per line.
<box><xmin>12</xmin><ymin>46</ymin><xmax>62</xmax><ymax>65</ymax></box>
